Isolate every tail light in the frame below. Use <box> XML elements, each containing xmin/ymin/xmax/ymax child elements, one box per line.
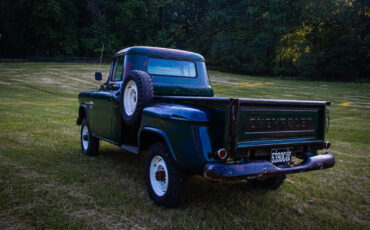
<box><xmin>216</xmin><ymin>148</ymin><xmax>228</xmax><ymax>160</ymax></box>
<box><xmin>324</xmin><ymin>141</ymin><xmax>331</xmax><ymax>149</ymax></box>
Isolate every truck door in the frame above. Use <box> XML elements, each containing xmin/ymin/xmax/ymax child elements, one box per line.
<box><xmin>108</xmin><ymin>56</ymin><xmax>124</xmax><ymax>144</ymax></box>
<box><xmin>93</xmin><ymin>56</ymin><xmax>124</xmax><ymax>140</ymax></box>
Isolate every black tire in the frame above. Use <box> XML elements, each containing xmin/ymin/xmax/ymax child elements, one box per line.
<box><xmin>251</xmin><ymin>174</ymin><xmax>286</xmax><ymax>190</ymax></box>
<box><xmin>121</xmin><ymin>70</ymin><xmax>153</xmax><ymax>126</ymax></box>
<box><xmin>145</xmin><ymin>142</ymin><xmax>188</xmax><ymax>208</ymax></box>
<box><xmin>80</xmin><ymin>118</ymin><xmax>99</xmax><ymax>156</ymax></box>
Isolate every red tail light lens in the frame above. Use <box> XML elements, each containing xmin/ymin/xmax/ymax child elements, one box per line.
<box><xmin>216</xmin><ymin>148</ymin><xmax>228</xmax><ymax>160</ymax></box>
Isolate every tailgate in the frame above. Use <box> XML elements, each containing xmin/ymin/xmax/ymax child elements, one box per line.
<box><xmin>231</xmin><ymin>98</ymin><xmax>329</xmax><ymax>151</ymax></box>
<box><xmin>153</xmin><ymin>95</ymin><xmax>329</xmax><ymax>158</ymax></box>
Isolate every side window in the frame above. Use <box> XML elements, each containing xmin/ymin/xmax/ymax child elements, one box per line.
<box><xmin>112</xmin><ymin>56</ymin><xmax>124</xmax><ymax>81</ymax></box>
<box><xmin>108</xmin><ymin>61</ymin><xmax>114</xmax><ymax>80</ymax></box>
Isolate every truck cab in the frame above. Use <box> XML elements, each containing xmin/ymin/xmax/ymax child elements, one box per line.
<box><xmin>77</xmin><ymin>46</ymin><xmax>335</xmax><ymax>207</ymax></box>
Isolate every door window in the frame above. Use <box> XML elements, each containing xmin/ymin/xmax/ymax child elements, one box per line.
<box><xmin>112</xmin><ymin>56</ymin><xmax>124</xmax><ymax>81</ymax></box>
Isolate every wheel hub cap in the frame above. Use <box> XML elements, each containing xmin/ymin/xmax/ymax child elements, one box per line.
<box><xmin>82</xmin><ymin>125</ymin><xmax>89</xmax><ymax>150</ymax></box>
<box><xmin>155</xmin><ymin>170</ymin><xmax>166</xmax><ymax>182</ymax></box>
<box><xmin>150</xmin><ymin>155</ymin><xmax>168</xmax><ymax>196</ymax></box>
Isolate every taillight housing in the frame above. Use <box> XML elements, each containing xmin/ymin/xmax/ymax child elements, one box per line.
<box><xmin>216</xmin><ymin>148</ymin><xmax>228</xmax><ymax>160</ymax></box>
<box><xmin>324</xmin><ymin>141</ymin><xmax>331</xmax><ymax>149</ymax></box>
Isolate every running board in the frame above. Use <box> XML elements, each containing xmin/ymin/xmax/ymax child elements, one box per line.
<box><xmin>120</xmin><ymin>144</ymin><xmax>139</xmax><ymax>154</ymax></box>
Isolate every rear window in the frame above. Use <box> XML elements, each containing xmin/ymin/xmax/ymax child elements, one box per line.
<box><xmin>148</xmin><ymin>58</ymin><xmax>196</xmax><ymax>77</ymax></box>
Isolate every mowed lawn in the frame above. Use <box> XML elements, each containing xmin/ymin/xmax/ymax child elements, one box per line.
<box><xmin>0</xmin><ymin>62</ymin><xmax>368</xmax><ymax>229</ymax></box>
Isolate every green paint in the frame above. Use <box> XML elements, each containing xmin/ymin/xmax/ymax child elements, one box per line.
<box><xmin>78</xmin><ymin>47</ymin><xmax>330</xmax><ymax>174</ymax></box>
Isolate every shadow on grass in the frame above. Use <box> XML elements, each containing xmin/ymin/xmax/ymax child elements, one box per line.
<box><xmin>185</xmin><ymin>176</ymin><xmax>271</xmax><ymax>206</ymax></box>
<box><xmin>90</xmin><ymin>146</ymin><xmax>271</xmax><ymax>208</ymax></box>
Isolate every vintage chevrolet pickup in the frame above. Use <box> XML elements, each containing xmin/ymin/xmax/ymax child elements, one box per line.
<box><xmin>77</xmin><ymin>46</ymin><xmax>335</xmax><ymax>207</ymax></box>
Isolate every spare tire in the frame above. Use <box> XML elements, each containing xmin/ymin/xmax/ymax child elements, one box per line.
<box><xmin>121</xmin><ymin>70</ymin><xmax>153</xmax><ymax>125</ymax></box>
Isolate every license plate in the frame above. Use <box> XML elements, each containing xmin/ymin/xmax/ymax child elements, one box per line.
<box><xmin>271</xmin><ymin>148</ymin><xmax>292</xmax><ymax>164</ymax></box>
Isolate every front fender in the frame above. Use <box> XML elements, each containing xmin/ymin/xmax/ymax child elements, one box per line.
<box><xmin>76</xmin><ymin>104</ymin><xmax>89</xmax><ymax>125</ymax></box>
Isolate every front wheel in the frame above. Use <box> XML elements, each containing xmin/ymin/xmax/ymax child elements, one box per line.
<box><xmin>145</xmin><ymin>142</ymin><xmax>188</xmax><ymax>208</ymax></box>
<box><xmin>80</xmin><ymin>118</ymin><xmax>99</xmax><ymax>156</ymax></box>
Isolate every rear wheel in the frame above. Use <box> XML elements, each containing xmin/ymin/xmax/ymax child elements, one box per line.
<box><xmin>80</xmin><ymin>118</ymin><xmax>99</xmax><ymax>156</ymax></box>
<box><xmin>251</xmin><ymin>174</ymin><xmax>286</xmax><ymax>190</ymax></box>
<box><xmin>145</xmin><ymin>142</ymin><xmax>188</xmax><ymax>208</ymax></box>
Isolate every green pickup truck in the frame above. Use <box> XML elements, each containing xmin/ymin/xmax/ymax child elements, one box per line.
<box><xmin>77</xmin><ymin>46</ymin><xmax>335</xmax><ymax>207</ymax></box>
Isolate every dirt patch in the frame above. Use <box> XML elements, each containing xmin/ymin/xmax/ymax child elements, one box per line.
<box><xmin>339</xmin><ymin>102</ymin><xmax>352</xmax><ymax>106</ymax></box>
<box><xmin>0</xmin><ymin>81</ymin><xmax>11</xmax><ymax>85</ymax></box>
<box><xmin>211</xmin><ymin>79</ymin><xmax>275</xmax><ymax>87</ymax></box>
<box><xmin>40</xmin><ymin>77</ymin><xmax>62</xmax><ymax>85</ymax></box>
<box><xmin>60</xmin><ymin>74</ymin><xmax>95</xmax><ymax>85</ymax></box>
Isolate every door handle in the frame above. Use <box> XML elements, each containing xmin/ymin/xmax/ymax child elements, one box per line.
<box><xmin>85</xmin><ymin>101</ymin><xmax>94</xmax><ymax>105</ymax></box>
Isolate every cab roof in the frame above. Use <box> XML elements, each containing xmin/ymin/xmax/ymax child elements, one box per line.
<box><xmin>115</xmin><ymin>46</ymin><xmax>205</xmax><ymax>61</ymax></box>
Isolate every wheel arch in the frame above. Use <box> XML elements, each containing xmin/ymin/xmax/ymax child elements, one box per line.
<box><xmin>139</xmin><ymin>127</ymin><xmax>177</xmax><ymax>162</ymax></box>
<box><xmin>76</xmin><ymin>104</ymin><xmax>89</xmax><ymax>125</ymax></box>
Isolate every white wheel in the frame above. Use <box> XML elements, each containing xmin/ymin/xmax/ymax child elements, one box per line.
<box><xmin>123</xmin><ymin>80</ymin><xmax>138</xmax><ymax>116</ymax></box>
<box><xmin>145</xmin><ymin>142</ymin><xmax>188</xmax><ymax>207</ymax></box>
<box><xmin>80</xmin><ymin>118</ymin><xmax>99</xmax><ymax>156</ymax></box>
<box><xmin>81</xmin><ymin>124</ymin><xmax>89</xmax><ymax>151</ymax></box>
<box><xmin>149</xmin><ymin>155</ymin><xmax>169</xmax><ymax>197</ymax></box>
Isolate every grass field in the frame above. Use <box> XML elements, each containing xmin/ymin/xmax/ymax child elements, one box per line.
<box><xmin>0</xmin><ymin>62</ymin><xmax>369</xmax><ymax>229</ymax></box>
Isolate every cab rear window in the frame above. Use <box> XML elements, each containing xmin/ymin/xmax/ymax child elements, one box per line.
<box><xmin>148</xmin><ymin>58</ymin><xmax>196</xmax><ymax>77</ymax></box>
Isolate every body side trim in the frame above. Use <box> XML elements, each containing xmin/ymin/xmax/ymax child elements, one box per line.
<box><xmin>91</xmin><ymin>134</ymin><xmax>119</xmax><ymax>146</ymax></box>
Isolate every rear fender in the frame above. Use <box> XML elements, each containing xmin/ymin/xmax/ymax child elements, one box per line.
<box><xmin>139</xmin><ymin>127</ymin><xmax>177</xmax><ymax>162</ymax></box>
<box><xmin>139</xmin><ymin>103</ymin><xmax>217</xmax><ymax>173</ymax></box>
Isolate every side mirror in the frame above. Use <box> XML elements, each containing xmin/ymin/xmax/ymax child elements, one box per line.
<box><xmin>95</xmin><ymin>72</ymin><xmax>102</xmax><ymax>81</ymax></box>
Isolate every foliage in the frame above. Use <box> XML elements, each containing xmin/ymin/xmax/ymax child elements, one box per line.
<box><xmin>0</xmin><ymin>0</ymin><xmax>369</xmax><ymax>80</ymax></box>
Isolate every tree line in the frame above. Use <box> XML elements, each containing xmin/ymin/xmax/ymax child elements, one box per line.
<box><xmin>1</xmin><ymin>0</ymin><xmax>369</xmax><ymax>80</ymax></box>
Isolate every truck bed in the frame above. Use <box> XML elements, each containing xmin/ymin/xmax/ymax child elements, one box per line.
<box><xmin>154</xmin><ymin>95</ymin><xmax>329</xmax><ymax>159</ymax></box>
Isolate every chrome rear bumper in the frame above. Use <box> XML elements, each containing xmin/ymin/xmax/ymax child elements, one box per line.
<box><xmin>203</xmin><ymin>153</ymin><xmax>335</xmax><ymax>181</ymax></box>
